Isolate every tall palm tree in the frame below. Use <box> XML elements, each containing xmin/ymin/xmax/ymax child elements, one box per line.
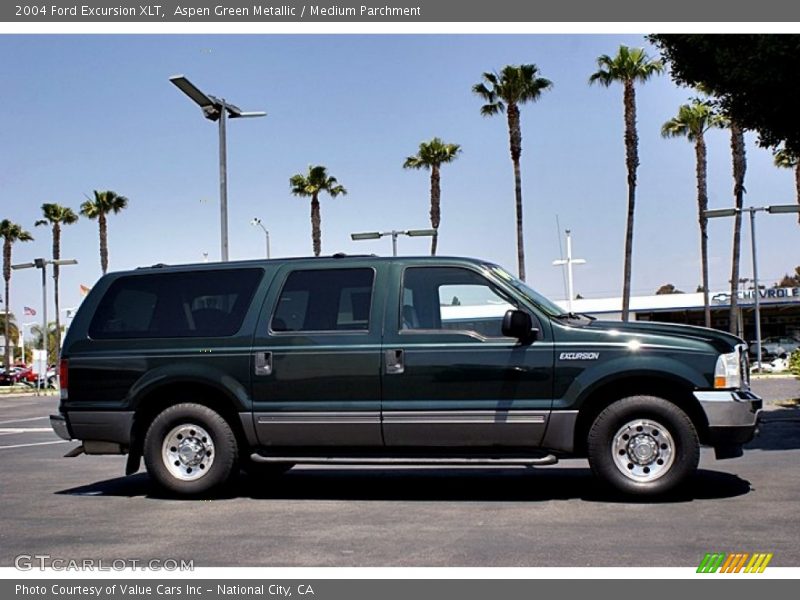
<box><xmin>727</xmin><ymin>120</ymin><xmax>747</xmax><ymax>335</ymax></box>
<box><xmin>774</xmin><ymin>148</ymin><xmax>800</xmax><ymax>225</ymax></box>
<box><xmin>80</xmin><ymin>190</ymin><xmax>128</xmax><ymax>275</ymax></box>
<box><xmin>35</xmin><ymin>203</ymin><xmax>79</xmax><ymax>352</ymax></box>
<box><xmin>289</xmin><ymin>165</ymin><xmax>347</xmax><ymax>257</ymax></box>
<box><xmin>0</xmin><ymin>312</ymin><xmax>19</xmax><ymax>363</ymax></box>
<box><xmin>403</xmin><ymin>138</ymin><xmax>461</xmax><ymax>256</ymax></box>
<box><xmin>661</xmin><ymin>99</ymin><xmax>725</xmax><ymax>328</ymax></box>
<box><xmin>1</xmin><ymin>220</ymin><xmax>33</xmax><ymax>368</ymax></box>
<box><xmin>30</xmin><ymin>321</ymin><xmax>62</xmax><ymax>365</ymax></box>
<box><xmin>590</xmin><ymin>46</ymin><xmax>663</xmax><ymax>321</ymax></box>
<box><xmin>472</xmin><ymin>64</ymin><xmax>552</xmax><ymax>281</ymax></box>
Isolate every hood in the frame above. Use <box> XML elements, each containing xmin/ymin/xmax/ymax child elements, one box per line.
<box><xmin>586</xmin><ymin>319</ymin><xmax>743</xmax><ymax>353</ymax></box>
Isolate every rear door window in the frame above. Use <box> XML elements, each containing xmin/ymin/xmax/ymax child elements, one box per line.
<box><xmin>271</xmin><ymin>269</ymin><xmax>375</xmax><ymax>332</ymax></box>
<box><xmin>89</xmin><ymin>268</ymin><xmax>263</xmax><ymax>339</ymax></box>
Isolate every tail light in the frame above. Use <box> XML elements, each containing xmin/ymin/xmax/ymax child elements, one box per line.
<box><xmin>59</xmin><ymin>359</ymin><xmax>69</xmax><ymax>400</ymax></box>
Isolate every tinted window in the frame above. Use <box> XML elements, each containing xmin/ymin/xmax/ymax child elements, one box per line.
<box><xmin>89</xmin><ymin>269</ymin><xmax>263</xmax><ymax>339</ymax></box>
<box><xmin>271</xmin><ymin>269</ymin><xmax>374</xmax><ymax>332</ymax></box>
<box><xmin>401</xmin><ymin>267</ymin><xmax>517</xmax><ymax>338</ymax></box>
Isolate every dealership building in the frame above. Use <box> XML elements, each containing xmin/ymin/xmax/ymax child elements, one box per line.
<box><xmin>564</xmin><ymin>286</ymin><xmax>800</xmax><ymax>340</ymax></box>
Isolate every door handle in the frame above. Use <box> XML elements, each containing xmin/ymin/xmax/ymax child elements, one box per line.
<box><xmin>385</xmin><ymin>349</ymin><xmax>404</xmax><ymax>375</ymax></box>
<box><xmin>254</xmin><ymin>351</ymin><xmax>273</xmax><ymax>376</ymax></box>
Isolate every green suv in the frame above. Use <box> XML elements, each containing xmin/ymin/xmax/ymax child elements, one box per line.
<box><xmin>51</xmin><ymin>255</ymin><xmax>761</xmax><ymax>497</ymax></box>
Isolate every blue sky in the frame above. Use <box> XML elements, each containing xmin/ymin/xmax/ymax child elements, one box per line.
<box><xmin>1</xmin><ymin>34</ymin><xmax>798</xmax><ymax>326</ymax></box>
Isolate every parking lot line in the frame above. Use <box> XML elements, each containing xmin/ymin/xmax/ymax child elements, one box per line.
<box><xmin>0</xmin><ymin>416</ymin><xmax>49</xmax><ymax>425</ymax></box>
<box><xmin>0</xmin><ymin>428</ymin><xmax>54</xmax><ymax>434</ymax></box>
<box><xmin>0</xmin><ymin>440</ymin><xmax>68</xmax><ymax>450</ymax></box>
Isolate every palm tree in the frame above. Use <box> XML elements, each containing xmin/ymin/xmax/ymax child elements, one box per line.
<box><xmin>35</xmin><ymin>203</ymin><xmax>79</xmax><ymax>353</ymax></box>
<box><xmin>80</xmin><ymin>190</ymin><xmax>128</xmax><ymax>275</ymax></box>
<box><xmin>727</xmin><ymin>119</ymin><xmax>747</xmax><ymax>335</ymax></box>
<box><xmin>30</xmin><ymin>321</ymin><xmax>62</xmax><ymax>365</ymax></box>
<box><xmin>774</xmin><ymin>148</ymin><xmax>800</xmax><ymax>225</ymax></box>
<box><xmin>661</xmin><ymin>99</ymin><xmax>724</xmax><ymax>328</ymax></box>
<box><xmin>590</xmin><ymin>46</ymin><xmax>663</xmax><ymax>321</ymax></box>
<box><xmin>403</xmin><ymin>138</ymin><xmax>461</xmax><ymax>255</ymax></box>
<box><xmin>1</xmin><ymin>220</ymin><xmax>33</xmax><ymax>368</ymax></box>
<box><xmin>0</xmin><ymin>312</ymin><xmax>19</xmax><ymax>364</ymax></box>
<box><xmin>472</xmin><ymin>64</ymin><xmax>552</xmax><ymax>281</ymax></box>
<box><xmin>289</xmin><ymin>166</ymin><xmax>347</xmax><ymax>257</ymax></box>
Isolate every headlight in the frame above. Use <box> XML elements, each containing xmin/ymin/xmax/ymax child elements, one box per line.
<box><xmin>714</xmin><ymin>348</ymin><xmax>742</xmax><ymax>389</ymax></box>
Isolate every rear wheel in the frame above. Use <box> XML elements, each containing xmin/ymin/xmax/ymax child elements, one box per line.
<box><xmin>587</xmin><ymin>396</ymin><xmax>699</xmax><ymax>496</ymax></box>
<box><xmin>143</xmin><ymin>403</ymin><xmax>238</xmax><ymax>496</ymax></box>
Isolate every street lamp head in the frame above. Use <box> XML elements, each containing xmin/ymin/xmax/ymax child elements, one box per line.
<box><xmin>704</xmin><ymin>208</ymin><xmax>739</xmax><ymax>219</ymax></box>
<box><xmin>405</xmin><ymin>229</ymin><xmax>437</xmax><ymax>237</ymax></box>
<box><xmin>169</xmin><ymin>75</ymin><xmax>216</xmax><ymax>109</ymax></box>
<box><xmin>52</xmin><ymin>259</ymin><xmax>78</xmax><ymax>266</ymax></box>
<box><xmin>766</xmin><ymin>204</ymin><xmax>800</xmax><ymax>214</ymax></box>
<box><xmin>234</xmin><ymin>111</ymin><xmax>267</xmax><ymax>118</ymax></box>
<box><xmin>11</xmin><ymin>262</ymin><xmax>36</xmax><ymax>270</ymax></box>
<box><xmin>351</xmin><ymin>232</ymin><xmax>383</xmax><ymax>241</ymax></box>
<box><xmin>250</xmin><ymin>217</ymin><xmax>262</xmax><ymax>226</ymax></box>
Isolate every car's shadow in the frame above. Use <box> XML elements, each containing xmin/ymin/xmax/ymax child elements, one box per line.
<box><xmin>746</xmin><ymin>407</ymin><xmax>800</xmax><ymax>451</ymax></box>
<box><xmin>56</xmin><ymin>465</ymin><xmax>752</xmax><ymax>504</ymax></box>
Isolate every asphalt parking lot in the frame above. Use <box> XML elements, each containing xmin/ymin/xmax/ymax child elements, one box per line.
<box><xmin>0</xmin><ymin>378</ymin><xmax>798</xmax><ymax>568</ymax></box>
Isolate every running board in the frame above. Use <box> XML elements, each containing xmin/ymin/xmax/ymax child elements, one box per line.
<box><xmin>250</xmin><ymin>453</ymin><xmax>558</xmax><ymax>467</ymax></box>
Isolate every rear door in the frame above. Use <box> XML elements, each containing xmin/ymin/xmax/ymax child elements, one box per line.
<box><xmin>250</xmin><ymin>262</ymin><xmax>387</xmax><ymax>447</ymax></box>
<box><xmin>381</xmin><ymin>263</ymin><xmax>555</xmax><ymax>447</ymax></box>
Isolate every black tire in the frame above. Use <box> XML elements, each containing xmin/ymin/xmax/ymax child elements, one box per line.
<box><xmin>143</xmin><ymin>403</ymin><xmax>238</xmax><ymax>496</ymax></box>
<box><xmin>587</xmin><ymin>395</ymin><xmax>699</xmax><ymax>497</ymax></box>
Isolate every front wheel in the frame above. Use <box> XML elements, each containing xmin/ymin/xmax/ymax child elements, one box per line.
<box><xmin>143</xmin><ymin>403</ymin><xmax>238</xmax><ymax>496</ymax></box>
<box><xmin>587</xmin><ymin>396</ymin><xmax>699</xmax><ymax>497</ymax></box>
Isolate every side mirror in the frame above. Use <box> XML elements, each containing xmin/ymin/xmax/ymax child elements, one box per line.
<box><xmin>502</xmin><ymin>309</ymin><xmax>538</xmax><ymax>343</ymax></box>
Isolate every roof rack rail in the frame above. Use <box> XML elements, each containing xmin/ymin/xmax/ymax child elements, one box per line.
<box><xmin>330</xmin><ymin>253</ymin><xmax>377</xmax><ymax>259</ymax></box>
<box><xmin>137</xmin><ymin>263</ymin><xmax>169</xmax><ymax>269</ymax></box>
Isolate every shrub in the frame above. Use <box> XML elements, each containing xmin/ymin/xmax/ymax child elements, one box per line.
<box><xmin>789</xmin><ymin>349</ymin><xmax>800</xmax><ymax>376</ymax></box>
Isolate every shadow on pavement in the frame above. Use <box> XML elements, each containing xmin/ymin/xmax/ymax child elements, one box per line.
<box><xmin>56</xmin><ymin>466</ymin><xmax>752</xmax><ymax>504</ymax></box>
<box><xmin>747</xmin><ymin>407</ymin><xmax>800</xmax><ymax>451</ymax></box>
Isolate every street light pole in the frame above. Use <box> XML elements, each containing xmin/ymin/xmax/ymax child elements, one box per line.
<box><xmin>169</xmin><ymin>75</ymin><xmax>266</xmax><ymax>262</ymax></box>
<box><xmin>12</xmin><ymin>258</ymin><xmax>78</xmax><ymax>393</ymax></box>
<box><xmin>748</xmin><ymin>209</ymin><xmax>762</xmax><ymax>371</ymax></box>
<box><xmin>219</xmin><ymin>98</ymin><xmax>228</xmax><ymax>261</ymax></box>
<box><xmin>251</xmin><ymin>218</ymin><xmax>271</xmax><ymax>259</ymax></box>
<box><xmin>705</xmin><ymin>203</ymin><xmax>800</xmax><ymax>372</ymax></box>
<box><xmin>351</xmin><ymin>229</ymin><xmax>437</xmax><ymax>256</ymax></box>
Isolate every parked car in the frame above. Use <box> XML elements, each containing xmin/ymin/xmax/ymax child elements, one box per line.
<box><xmin>51</xmin><ymin>256</ymin><xmax>761</xmax><ymax>497</ymax></box>
<box><xmin>760</xmin><ymin>336</ymin><xmax>800</xmax><ymax>358</ymax></box>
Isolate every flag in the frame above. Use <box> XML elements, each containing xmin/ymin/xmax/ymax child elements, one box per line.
<box><xmin>79</xmin><ymin>284</ymin><xmax>91</xmax><ymax>297</ymax></box>
<box><xmin>23</xmin><ymin>306</ymin><xmax>36</xmax><ymax>316</ymax></box>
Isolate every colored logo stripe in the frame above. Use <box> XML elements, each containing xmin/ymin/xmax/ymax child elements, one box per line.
<box><xmin>697</xmin><ymin>553</ymin><xmax>726</xmax><ymax>573</ymax></box>
<box><xmin>697</xmin><ymin>552</ymin><xmax>773</xmax><ymax>573</ymax></box>
<box><xmin>745</xmin><ymin>553</ymin><xmax>773</xmax><ymax>573</ymax></box>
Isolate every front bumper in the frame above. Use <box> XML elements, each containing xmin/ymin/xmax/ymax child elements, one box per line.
<box><xmin>693</xmin><ymin>389</ymin><xmax>762</xmax><ymax>454</ymax></box>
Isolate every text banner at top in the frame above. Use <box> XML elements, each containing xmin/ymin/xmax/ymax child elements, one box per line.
<box><xmin>3</xmin><ymin>0</ymin><xmax>800</xmax><ymax>22</ymax></box>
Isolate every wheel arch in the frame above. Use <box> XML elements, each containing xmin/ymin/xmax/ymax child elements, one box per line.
<box><xmin>126</xmin><ymin>380</ymin><xmax>254</xmax><ymax>475</ymax></box>
<box><xmin>571</xmin><ymin>374</ymin><xmax>709</xmax><ymax>457</ymax></box>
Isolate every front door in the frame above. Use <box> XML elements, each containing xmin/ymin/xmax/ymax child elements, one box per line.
<box><xmin>251</xmin><ymin>263</ymin><xmax>386</xmax><ymax>447</ymax></box>
<box><xmin>381</xmin><ymin>264</ymin><xmax>554</xmax><ymax>447</ymax></box>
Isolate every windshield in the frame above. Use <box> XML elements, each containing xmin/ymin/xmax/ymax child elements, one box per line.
<box><xmin>486</xmin><ymin>264</ymin><xmax>565</xmax><ymax>318</ymax></box>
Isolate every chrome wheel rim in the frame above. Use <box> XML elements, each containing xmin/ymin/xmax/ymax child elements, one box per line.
<box><xmin>162</xmin><ymin>423</ymin><xmax>215</xmax><ymax>481</ymax></box>
<box><xmin>612</xmin><ymin>419</ymin><xmax>675</xmax><ymax>482</ymax></box>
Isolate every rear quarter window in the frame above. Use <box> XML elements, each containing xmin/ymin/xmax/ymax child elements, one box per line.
<box><xmin>89</xmin><ymin>268</ymin><xmax>263</xmax><ymax>339</ymax></box>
